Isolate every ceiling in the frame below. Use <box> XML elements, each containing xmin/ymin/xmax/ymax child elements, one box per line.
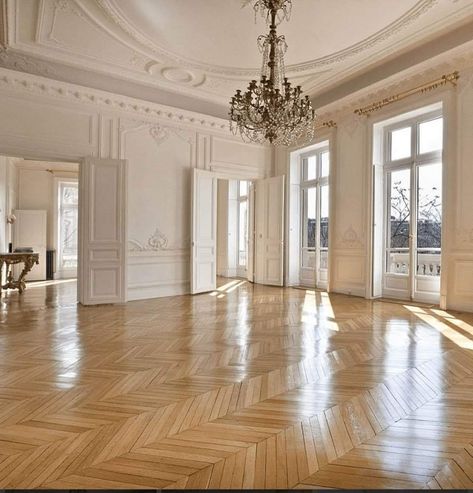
<box><xmin>2</xmin><ymin>0</ymin><xmax>473</xmax><ymax>118</ymax></box>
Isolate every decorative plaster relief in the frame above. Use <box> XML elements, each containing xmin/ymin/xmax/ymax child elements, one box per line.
<box><xmin>338</xmin><ymin>226</ymin><xmax>364</xmax><ymax>249</ymax></box>
<box><xmin>96</xmin><ymin>0</ymin><xmax>439</xmax><ymax>76</ymax></box>
<box><xmin>0</xmin><ymin>51</ymin><xmax>55</xmax><ymax>77</ymax></box>
<box><xmin>457</xmin><ymin>228</ymin><xmax>473</xmax><ymax>245</ymax></box>
<box><xmin>148</xmin><ymin>124</ymin><xmax>169</xmax><ymax>146</ymax></box>
<box><xmin>128</xmin><ymin>228</ymin><xmax>189</xmax><ymax>252</ymax></box>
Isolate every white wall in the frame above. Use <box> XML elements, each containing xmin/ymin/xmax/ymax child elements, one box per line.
<box><xmin>0</xmin><ymin>68</ymin><xmax>271</xmax><ymax>301</ymax></box>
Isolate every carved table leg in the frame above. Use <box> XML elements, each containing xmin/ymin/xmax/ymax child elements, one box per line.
<box><xmin>17</xmin><ymin>257</ymin><xmax>38</xmax><ymax>294</ymax></box>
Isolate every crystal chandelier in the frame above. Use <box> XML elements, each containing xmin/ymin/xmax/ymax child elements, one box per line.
<box><xmin>229</xmin><ymin>0</ymin><xmax>316</xmax><ymax>146</ymax></box>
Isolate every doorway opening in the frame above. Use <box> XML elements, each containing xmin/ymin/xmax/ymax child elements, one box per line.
<box><xmin>287</xmin><ymin>140</ymin><xmax>331</xmax><ymax>289</ymax></box>
<box><xmin>216</xmin><ymin>178</ymin><xmax>252</xmax><ymax>283</ymax></box>
<box><xmin>0</xmin><ymin>155</ymin><xmax>79</xmax><ymax>305</ymax></box>
<box><xmin>191</xmin><ymin>170</ymin><xmax>285</xmax><ymax>294</ymax></box>
<box><xmin>372</xmin><ymin>102</ymin><xmax>443</xmax><ymax>303</ymax></box>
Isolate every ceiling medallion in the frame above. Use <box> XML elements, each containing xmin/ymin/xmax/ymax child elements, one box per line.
<box><xmin>229</xmin><ymin>0</ymin><xmax>315</xmax><ymax>146</ymax></box>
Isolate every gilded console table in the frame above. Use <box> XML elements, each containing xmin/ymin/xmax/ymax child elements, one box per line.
<box><xmin>0</xmin><ymin>253</ymin><xmax>39</xmax><ymax>294</ymax></box>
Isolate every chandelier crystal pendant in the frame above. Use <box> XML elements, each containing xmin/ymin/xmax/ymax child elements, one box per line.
<box><xmin>229</xmin><ymin>0</ymin><xmax>316</xmax><ymax>146</ymax></box>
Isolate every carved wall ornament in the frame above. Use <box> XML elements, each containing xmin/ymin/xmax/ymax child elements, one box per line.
<box><xmin>457</xmin><ymin>228</ymin><xmax>473</xmax><ymax>245</ymax></box>
<box><xmin>128</xmin><ymin>228</ymin><xmax>189</xmax><ymax>252</ymax></box>
<box><xmin>149</xmin><ymin>124</ymin><xmax>170</xmax><ymax>145</ymax></box>
<box><xmin>339</xmin><ymin>226</ymin><xmax>364</xmax><ymax>249</ymax></box>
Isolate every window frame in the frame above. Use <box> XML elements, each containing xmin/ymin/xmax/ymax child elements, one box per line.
<box><xmin>299</xmin><ymin>146</ymin><xmax>330</xmax><ymax>279</ymax></box>
<box><xmin>383</xmin><ymin>109</ymin><xmax>443</xmax><ymax>282</ymax></box>
<box><xmin>55</xmin><ymin>178</ymin><xmax>79</xmax><ymax>277</ymax></box>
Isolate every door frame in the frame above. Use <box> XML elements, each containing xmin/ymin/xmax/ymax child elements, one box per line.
<box><xmin>0</xmin><ymin>147</ymin><xmax>128</xmax><ymax>305</ymax></box>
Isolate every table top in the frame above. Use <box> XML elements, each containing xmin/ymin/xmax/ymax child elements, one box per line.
<box><xmin>0</xmin><ymin>252</ymin><xmax>39</xmax><ymax>259</ymax></box>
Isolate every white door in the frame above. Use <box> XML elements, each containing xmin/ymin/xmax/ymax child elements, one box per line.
<box><xmin>255</xmin><ymin>175</ymin><xmax>285</xmax><ymax>286</ymax></box>
<box><xmin>79</xmin><ymin>158</ymin><xmax>127</xmax><ymax>305</ymax></box>
<box><xmin>191</xmin><ymin>169</ymin><xmax>217</xmax><ymax>294</ymax></box>
<box><xmin>13</xmin><ymin>210</ymin><xmax>47</xmax><ymax>281</ymax></box>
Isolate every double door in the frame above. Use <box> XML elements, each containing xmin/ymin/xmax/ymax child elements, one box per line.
<box><xmin>383</xmin><ymin>161</ymin><xmax>442</xmax><ymax>303</ymax></box>
<box><xmin>191</xmin><ymin>169</ymin><xmax>285</xmax><ymax>294</ymax></box>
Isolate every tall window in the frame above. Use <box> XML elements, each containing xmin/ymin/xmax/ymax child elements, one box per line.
<box><xmin>238</xmin><ymin>180</ymin><xmax>249</xmax><ymax>268</ymax></box>
<box><xmin>300</xmin><ymin>148</ymin><xmax>330</xmax><ymax>286</ymax></box>
<box><xmin>57</xmin><ymin>181</ymin><xmax>79</xmax><ymax>274</ymax></box>
<box><xmin>383</xmin><ymin>110</ymin><xmax>443</xmax><ymax>301</ymax></box>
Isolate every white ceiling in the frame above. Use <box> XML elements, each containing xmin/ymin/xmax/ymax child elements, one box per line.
<box><xmin>3</xmin><ymin>0</ymin><xmax>473</xmax><ymax>117</ymax></box>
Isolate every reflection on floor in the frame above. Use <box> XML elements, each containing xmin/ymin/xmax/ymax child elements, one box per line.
<box><xmin>0</xmin><ymin>279</ymin><xmax>473</xmax><ymax>488</ymax></box>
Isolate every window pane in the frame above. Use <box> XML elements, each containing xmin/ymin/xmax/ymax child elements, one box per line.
<box><xmin>238</xmin><ymin>200</ymin><xmax>247</xmax><ymax>267</ymax></box>
<box><xmin>387</xmin><ymin>249</ymin><xmax>410</xmax><ymax>275</ymax></box>
<box><xmin>306</xmin><ymin>155</ymin><xmax>316</xmax><ymax>181</ymax></box>
<box><xmin>417</xmin><ymin>163</ymin><xmax>442</xmax><ymax>277</ymax></box>
<box><xmin>239</xmin><ymin>180</ymin><xmax>248</xmax><ymax>197</ymax></box>
<box><xmin>302</xmin><ymin>249</ymin><xmax>316</xmax><ymax>269</ymax></box>
<box><xmin>320</xmin><ymin>185</ymin><xmax>329</xmax><ymax>248</ymax></box>
<box><xmin>419</xmin><ymin>118</ymin><xmax>443</xmax><ymax>154</ymax></box>
<box><xmin>389</xmin><ymin>168</ymin><xmax>410</xmax><ymax>249</ymax></box>
<box><xmin>390</xmin><ymin>127</ymin><xmax>411</xmax><ymax>161</ymax></box>
<box><xmin>62</xmin><ymin>185</ymin><xmax>78</xmax><ymax>205</ymax></box>
<box><xmin>60</xmin><ymin>206</ymin><xmax>78</xmax><ymax>269</ymax></box>
<box><xmin>320</xmin><ymin>151</ymin><xmax>329</xmax><ymax>177</ymax></box>
<box><xmin>303</xmin><ymin>187</ymin><xmax>316</xmax><ymax>248</ymax></box>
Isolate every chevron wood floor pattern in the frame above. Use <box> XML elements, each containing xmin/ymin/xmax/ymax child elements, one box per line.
<box><xmin>0</xmin><ymin>277</ymin><xmax>473</xmax><ymax>489</ymax></box>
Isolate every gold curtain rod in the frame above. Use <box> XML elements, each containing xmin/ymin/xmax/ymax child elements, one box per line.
<box><xmin>314</xmin><ymin>120</ymin><xmax>337</xmax><ymax>131</ymax></box>
<box><xmin>46</xmin><ymin>169</ymin><xmax>78</xmax><ymax>174</ymax></box>
<box><xmin>354</xmin><ymin>71</ymin><xmax>459</xmax><ymax>117</ymax></box>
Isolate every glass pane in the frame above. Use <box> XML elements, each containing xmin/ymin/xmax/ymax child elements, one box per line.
<box><xmin>320</xmin><ymin>185</ymin><xmax>329</xmax><ymax>248</ymax></box>
<box><xmin>306</xmin><ymin>155</ymin><xmax>316</xmax><ymax>181</ymax></box>
<box><xmin>419</xmin><ymin>118</ymin><xmax>443</xmax><ymax>154</ymax></box>
<box><xmin>417</xmin><ymin>250</ymin><xmax>441</xmax><ymax>276</ymax></box>
<box><xmin>239</xmin><ymin>180</ymin><xmax>248</xmax><ymax>197</ymax></box>
<box><xmin>238</xmin><ymin>200</ymin><xmax>247</xmax><ymax>267</ymax></box>
<box><xmin>319</xmin><ymin>250</ymin><xmax>328</xmax><ymax>270</ymax></box>
<box><xmin>320</xmin><ymin>151</ymin><xmax>330</xmax><ymax>177</ymax></box>
<box><xmin>417</xmin><ymin>163</ymin><xmax>442</xmax><ymax>276</ymax></box>
<box><xmin>303</xmin><ymin>187</ymin><xmax>316</xmax><ymax>248</ymax></box>
<box><xmin>390</xmin><ymin>127</ymin><xmax>411</xmax><ymax>161</ymax></box>
<box><xmin>389</xmin><ymin>168</ymin><xmax>410</xmax><ymax>250</ymax></box>
<box><xmin>60</xmin><ymin>207</ymin><xmax>78</xmax><ymax>269</ymax></box>
<box><xmin>62</xmin><ymin>184</ymin><xmax>78</xmax><ymax>205</ymax></box>
<box><xmin>387</xmin><ymin>249</ymin><xmax>409</xmax><ymax>274</ymax></box>
<box><xmin>302</xmin><ymin>249</ymin><xmax>316</xmax><ymax>269</ymax></box>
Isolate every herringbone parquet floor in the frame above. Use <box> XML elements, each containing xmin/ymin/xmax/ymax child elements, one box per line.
<box><xmin>1</xmin><ymin>278</ymin><xmax>473</xmax><ymax>489</ymax></box>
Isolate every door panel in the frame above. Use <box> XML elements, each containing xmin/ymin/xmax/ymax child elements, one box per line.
<box><xmin>191</xmin><ymin>169</ymin><xmax>217</xmax><ymax>294</ymax></box>
<box><xmin>255</xmin><ymin>175</ymin><xmax>285</xmax><ymax>286</ymax></box>
<box><xmin>79</xmin><ymin>158</ymin><xmax>127</xmax><ymax>305</ymax></box>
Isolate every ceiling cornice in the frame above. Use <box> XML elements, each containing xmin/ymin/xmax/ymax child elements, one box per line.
<box><xmin>94</xmin><ymin>0</ymin><xmax>439</xmax><ymax>77</ymax></box>
<box><xmin>0</xmin><ymin>66</ymin><xmax>232</xmax><ymax>132</ymax></box>
<box><xmin>312</xmin><ymin>20</ymin><xmax>473</xmax><ymax>110</ymax></box>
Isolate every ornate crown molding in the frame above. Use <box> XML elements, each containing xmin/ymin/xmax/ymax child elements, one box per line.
<box><xmin>0</xmin><ymin>67</ymin><xmax>231</xmax><ymax>132</ymax></box>
<box><xmin>95</xmin><ymin>0</ymin><xmax>439</xmax><ymax>78</ymax></box>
